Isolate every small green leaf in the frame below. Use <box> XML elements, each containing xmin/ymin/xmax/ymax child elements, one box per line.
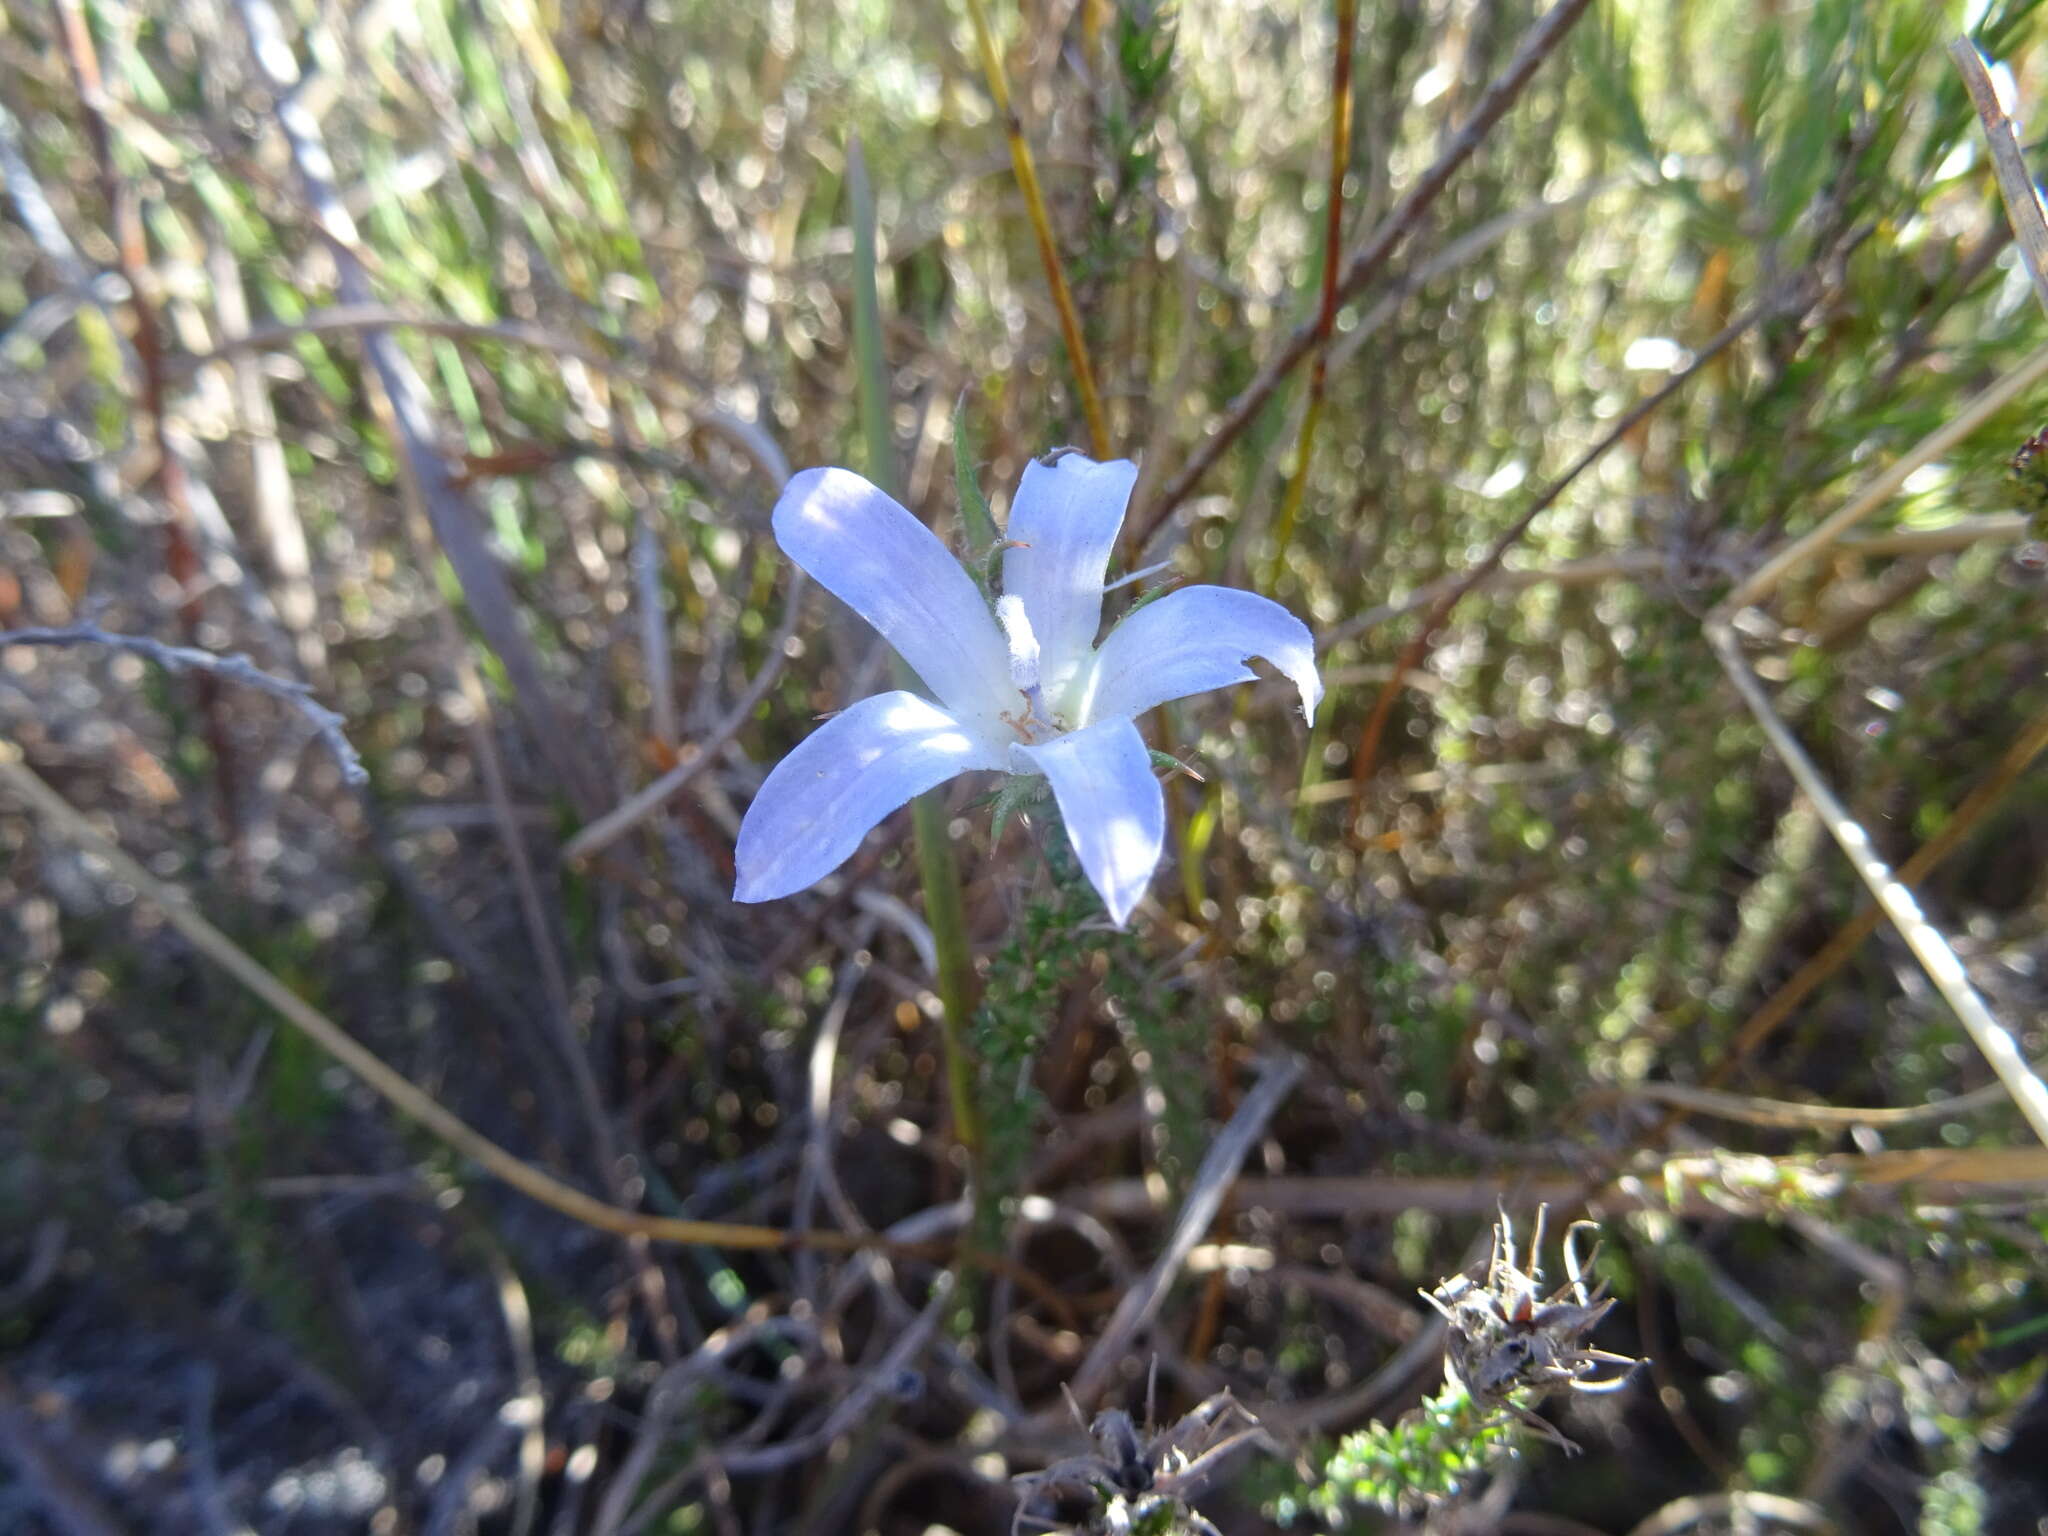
<box><xmin>953</xmin><ymin>393</ymin><xmax>1000</xmax><ymax>561</ymax></box>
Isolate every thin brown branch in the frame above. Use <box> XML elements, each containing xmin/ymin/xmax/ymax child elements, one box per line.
<box><xmin>1343</xmin><ymin>292</ymin><xmax>1777</xmax><ymax>824</ymax></box>
<box><xmin>1126</xmin><ymin>0</ymin><xmax>1595</xmax><ymax>552</ymax></box>
<box><xmin>53</xmin><ymin>0</ymin><xmax>239</xmax><ymax>847</ymax></box>
<box><xmin>1264</xmin><ymin>0</ymin><xmax>1358</xmax><ymax>579</ymax></box>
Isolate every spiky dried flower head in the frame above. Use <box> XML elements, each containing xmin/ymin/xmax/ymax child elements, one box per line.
<box><xmin>1421</xmin><ymin>1207</ymin><xmax>1642</xmax><ymax>1450</ymax></box>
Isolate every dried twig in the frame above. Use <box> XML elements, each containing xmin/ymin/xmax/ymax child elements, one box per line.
<box><xmin>1627</xmin><ymin>1078</ymin><xmax>2023</xmax><ymax>1130</ymax></box>
<box><xmin>0</xmin><ymin>623</ymin><xmax>365</xmax><ymax>783</ymax></box>
<box><xmin>0</xmin><ymin>740</ymin><xmax>922</xmax><ymax>1258</ymax></box>
<box><xmin>1344</xmin><ymin>290</ymin><xmax>1780</xmax><ymax>819</ymax></box>
<box><xmin>562</xmin><ymin>570</ymin><xmax>809</xmax><ymax>864</ymax></box>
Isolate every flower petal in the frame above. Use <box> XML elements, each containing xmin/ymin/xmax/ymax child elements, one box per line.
<box><xmin>1073</xmin><ymin>585</ymin><xmax>1323</xmax><ymax>727</ymax></box>
<box><xmin>1001</xmin><ymin>453</ymin><xmax>1139</xmax><ymax>698</ymax></box>
<box><xmin>735</xmin><ymin>691</ymin><xmax>1004</xmax><ymax>903</ymax></box>
<box><xmin>1013</xmin><ymin>716</ymin><xmax>1164</xmax><ymax>928</ymax></box>
<box><xmin>774</xmin><ymin>468</ymin><xmax>1012</xmax><ymax>723</ymax></box>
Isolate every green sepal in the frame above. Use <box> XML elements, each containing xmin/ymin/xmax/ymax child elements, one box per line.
<box><xmin>987</xmin><ymin>774</ymin><xmax>1051</xmax><ymax>844</ymax></box>
<box><xmin>1149</xmin><ymin>749</ymin><xmax>1204</xmax><ymax>782</ymax></box>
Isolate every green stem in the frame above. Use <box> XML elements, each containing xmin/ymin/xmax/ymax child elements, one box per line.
<box><xmin>911</xmin><ymin>789</ymin><xmax>983</xmax><ymax>1161</ymax></box>
<box><xmin>848</xmin><ymin>135</ymin><xmax>984</xmax><ymax>1171</ymax></box>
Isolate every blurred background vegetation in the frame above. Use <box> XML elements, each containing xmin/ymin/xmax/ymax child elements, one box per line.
<box><xmin>3</xmin><ymin>0</ymin><xmax>2048</xmax><ymax>1530</ymax></box>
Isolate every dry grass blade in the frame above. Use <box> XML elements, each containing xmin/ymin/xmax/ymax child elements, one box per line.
<box><xmin>1064</xmin><ymin>1054</ymin><xmax>1305</xmax><ymax>1411</ymax></box>
<box><xmin>960</xmin><ymin>0</ymin><xmax>1110</xmax><ymax>458</ymax></box>
<box><xmin>1949</xmin><ymin>39</ymin><xmax>2048</xmax><ymax>321</ymax></box>
<box><xmin>0</xmin><ymin>742</ymin><xmax>894</xmax><ymax>1258</ymax></box>
<box><xmin>1705</xmin><ymin>342</ymin><xmax>2048</xmax><ymax>1147</ymax></box>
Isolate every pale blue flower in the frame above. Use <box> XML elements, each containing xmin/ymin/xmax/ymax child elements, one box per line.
<box><xmin>733</xmin><ymin>452</ymin><xmax>1322</xmax><ymax>926</ymax></box>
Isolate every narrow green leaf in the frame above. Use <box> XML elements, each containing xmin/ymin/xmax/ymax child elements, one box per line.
<box><xmin>846</xmin><ymin>135</ymin><xmax>897</xmax><ymax>500</ymax></box>
<box><xmin>953</xmin><ymin>391</ymin><xmax>1000</xmax><ymax>560</ymax></box>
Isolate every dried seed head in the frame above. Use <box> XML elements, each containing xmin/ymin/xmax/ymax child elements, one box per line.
<box><xmin>1423</xmin><ymin>1209</ymin><xmax>1642</xmax><ymax>1448</ymax></box>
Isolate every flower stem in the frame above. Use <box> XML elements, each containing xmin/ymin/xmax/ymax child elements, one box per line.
<box><xmin>960</xmin><ymin>0</ymin><xmax>1112</xmax><ymax>459</ymax></box>
<box><xmin>910</xmin><ymin>789</ymin><xmax>984</xmax><ymax>1162</ymax></box>
<box><xmin>848</xmin><ymin>135</ymin><xmax>985</xmax><ymax>1171</ymax></box>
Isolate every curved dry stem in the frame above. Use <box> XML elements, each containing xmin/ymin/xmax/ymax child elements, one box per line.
<box><xmin>0</xmin><ymin>740</ymin><xmax>904</xmax><ymax>1257</ymax></box>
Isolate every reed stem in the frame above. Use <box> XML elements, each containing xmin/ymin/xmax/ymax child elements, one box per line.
<box><xmin>848</xmin><ymin>137</ymin><xmax>985</xmax><ymax>1169</ymax></box>
<box><xmin>961</xmin><ymin>0</ymin><xmax>1112</xmax><ymax>459</ymax></box>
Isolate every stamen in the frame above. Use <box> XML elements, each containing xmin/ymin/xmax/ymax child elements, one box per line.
<box><xmin>996</xmin><ymin>595</ymin><xmax>1040</xmax><ymax>692</ymax></box>
<box><xmin>1101</xmin><ymin>559</ymin><xmax>1174</xmax><ymax>594</ymax></box>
